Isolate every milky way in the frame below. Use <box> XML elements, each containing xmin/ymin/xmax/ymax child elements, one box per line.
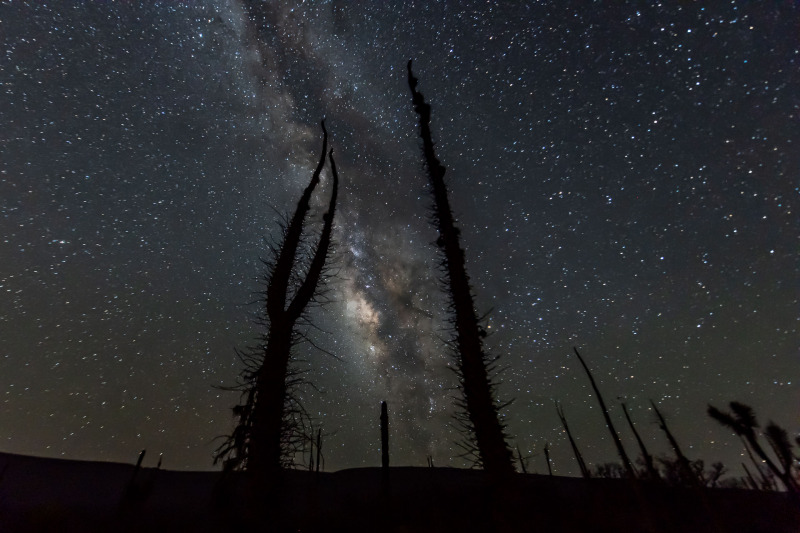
<box><xmin>1</xmin><ymin>1</ymin><xmax>797</xmax><ymax>475</ymax></box>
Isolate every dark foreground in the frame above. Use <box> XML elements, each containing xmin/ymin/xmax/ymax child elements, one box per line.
<box><xmin>1</xmin><ymin>452</ymin><xmax>797</xmax><ymax>532</ymax></box>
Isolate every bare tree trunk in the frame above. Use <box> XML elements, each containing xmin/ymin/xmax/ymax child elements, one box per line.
<box><xmin>651</xmin><ymin>400</ymin><xmax>699</xmax><ymax>486</ymax></box>
<box><xmin>248</xmin><ymin>332</ymin><xmax>292</xmax><ymax>478</ymax></box>
<box><xmin>572</xmin><ymin>347</ymin><xmax>635</xmax><ymax>478</ymax></box>
<box><xmin>381</xmin><ymin>401</ymin><xmax>390</xmax><ymax>470</ymax></box>
<box><xmin>544</xmin><ymin>443</ymin><xmax>553</xmax><ymax>477</ymax></box>
<box><xmin>407</xmin><ymin>61</ymin><xmax>514</xmax><ymax>478</ymax></box>
<box><xmin>315</xmin><ymin>428</ymin><xmax>322</xmax><ymax>475</ymax></box>
<box><xmin>515</xmin><ymin>445</ymin><xmax>527</xmax><ymax>474</ymax></box>
<box><xmin>621</xmin><ymin>402</ymin><xmax>659</xmax><ymax>481</ymax></box>
<box><xmin>742</xmin><ymin>438</ymin><xmax>773</xmax><ymax>489</ymax></box>
<box><xmin>742</xmin><ymin>463</ymin><xmax>760</xmax><ymax>490</ymax></box>
<box><xmin>556</xmin><ymin>402</ymin><xmax>590</xmax><ymax>479</ymax></box>
<box><xmin>215</xmin><ymin>123</ymin><xmax>339</xmax><ymax>482</ymax></box>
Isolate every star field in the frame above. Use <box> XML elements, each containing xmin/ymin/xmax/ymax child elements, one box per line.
<box><xmin>1</xmin><ymin>1</ymin><xmax>797</xmax><ymax>476</ymax></box>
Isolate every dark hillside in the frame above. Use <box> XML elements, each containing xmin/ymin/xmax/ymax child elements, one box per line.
<box><xmin>0</xmin><ymin>452</ymin><xmax>796</xmax><ymax>532</ymax></box>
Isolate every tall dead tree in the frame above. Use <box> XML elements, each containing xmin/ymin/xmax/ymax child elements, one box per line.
<box><xmin>544</xmin><ymin>442</ymin><xmax>553</xmax><ymax>476</ymax></box>
<box><xmin>621</xmin><ymin>402</ymin><xmax>659</xmax><ymax>481</ymax></box>
<box><xmin>381</xmin><ymin>401</ymin><xmax>390</xmax><ymax>470</ymax></box>
<box><xmin>556</xmin><ymin>402</ymin><xmax>590</xmax><ymax>479</ymax></box>
<box><xmin>214</xmin><ymin>122</ymin><xmax>339</xmax><ymax>480</ymax></box>
<box><xmin>315</xmin><ymin>428</ymin><xmax>323</xmax><ymax>475</ymax></box>
<box><xmin>571</xmin><ymin>347</ymin><xmax>635</xmax><ymax>478</ymax></box>
<box><xmin>407</xmin><ymin>61</ymin><xmax>514</xmax><ymax>477</ymax></box>
<box><xmin>651</xmin><ymin>400</ymin><xmax>698</xmax><ymax>486</ymax></box>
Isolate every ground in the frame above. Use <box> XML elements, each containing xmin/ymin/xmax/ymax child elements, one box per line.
<box><xmin>1</xmin><ymin>452</ymin><xmax>797</xmax><ymax>532</ymax></box>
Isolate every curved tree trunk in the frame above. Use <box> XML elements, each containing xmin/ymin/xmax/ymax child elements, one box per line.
<box><xmin>215</xmin><ymin>123</ymin><xmax>339</xmax><ymax>482</ymax></box>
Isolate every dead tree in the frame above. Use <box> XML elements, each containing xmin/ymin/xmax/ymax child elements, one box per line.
<box><xmin>708</xmin><ymin>401</ymin><xmax>799</xmax><ymax>496</ymax></box>
<box><xmin>651</xmin><ymin>400</ymin><xmax>699</xmax><ymax>486</ymax></box>
<box><xmin>381</xmin><ymin>401</ymin><xmax>390</xmax><ymax>470</ymax></box>
<box><xmin>544</xmin><ymin>442</ymin><xmax>553</xmax><ymax>476</ymax></box>
<box><xmin>214</xmin><ymin>122</ymin><xmax>339</xmax><ymax>480</ymax></box>
<box><xmin>121</xmin><ymin>449</ymin><xmax>161</xmax><ymax>508</ymax></box>
<box><xmin>407</xmin><ymin>61</ymin><xmax>514</xmax><ymax>478</ymax></box>
<box><xmin>620</xmin><ymin>402</ymin><xmax>659</xmax><ymax>481</ymax></box>
<box><xmin>764</xmin><ymin>423</ymin><xmax>796</xmax><ymax>486</ymax></box>
<box><xmin>315</xmin><ymin>428</ymin><xmax>323</xmax><ymax>475</ymax></box>
<box><xmin>515</xmin><ymin>445</ymin><xmax>529</xmax><ymax>474</ymax></box>
<box><xmin>571</xmin><ymin>347</ymin><xmax>635</xmax><ymax>478</ymax></box>
<box><xmin>741</xmin><ymin>462</ymin><xmax>760</xmax><ymax>490</ymax></box>
<box><xmin>742</xmin><ymin>436</ymin><xmax>775</xmax><ymax>489</ymax></box>
<box><xmin>556</xmin><ymin>402</ymin><xmax>590</xmax><ymax>479</ymax></box>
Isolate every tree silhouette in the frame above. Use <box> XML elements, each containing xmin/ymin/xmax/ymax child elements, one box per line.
<box><xmin>571</xmin><ymin>347</ymin><xmax>635</xmax><ymax>478</ymax></box>
<box><xmin>544</xmin><ymin>442</ymin><xmax>553</xmax><ymax>476</ymax></box>
<box><xmin>764</xmin><ymin>423</ymin><xmax>795</xmax><ymax>482</ymax></box>
<box><xmin>214</xmin><ymin>122</ymin><xmax>339</xmax><ymax>480</ymax></box>
<box><xmin>381</xmin><ymin>401</ymin><xmax>390</xmax><ymax>471</ymax></box>
<box><xmin>556</xmin><ymin>402</ymin><xmax>590</xmax><ymax>479</ymax></box>
<box><xmin>407</xmin><ymin>61</ymin><xmax>514</xmax><ymax>477</ymax></box>
<box><xmin>650</xmin><ymin>400</ymin><xmax>699</xmax><ymax>487</ymax></box>
<box><xmin>708</xmin><ymin>401</ymin><xmax>799</xmax><ymax>496</ymax></box>
<box><xmin>620</xmin><ymin>402</ymin><xmax>659</xmax><ymax>481</ymax></box>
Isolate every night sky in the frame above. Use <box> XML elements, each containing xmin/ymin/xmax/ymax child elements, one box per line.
<box><xmin>2</xmin><ymin>1</ymin><xmax>797</xmax><ymax>477</ymax></box>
